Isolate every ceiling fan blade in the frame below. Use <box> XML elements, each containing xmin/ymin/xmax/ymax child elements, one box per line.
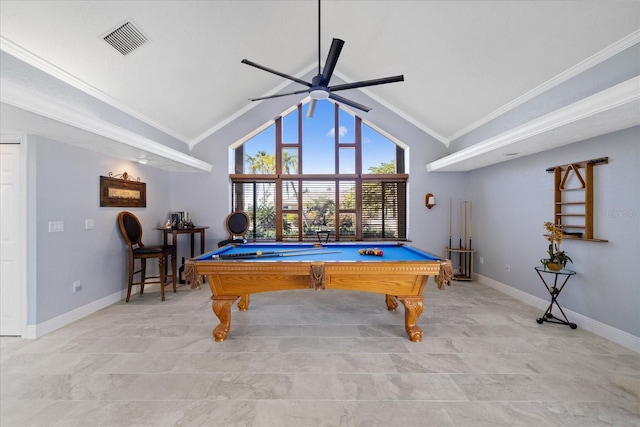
<box><xmin>306</xmin><ymin>99</ymin><xmax>318</xmax><ymax>118</ymax></box>
<box><xmin>241</xmin><ymin>59</ymin><xmax>311</xmax><ymax>87</ymax></box>
<box><xmin>329</xmin><ymin>75</ymin><xmax>404</xmax><ymax>92</ymax></box>
<box><xmin>328</xmin><ymin>93</ymin><xmax>371</xmax><ymax>113</ymax></box>
<box><xmin>319</xmin><ymin>38</ymin><xmax>344</xmax><ymax>86</ymax></box>
<box><xmin>248</xmin><ymin>88</ymin><xmax>310</xmax><ymax>102</ymax></box>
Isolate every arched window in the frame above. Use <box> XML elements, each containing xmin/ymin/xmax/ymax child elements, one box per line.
<box><xmin>231</xmin><ymin>101</ymin><xmax>407</xmax><ymax>241</ymax></box>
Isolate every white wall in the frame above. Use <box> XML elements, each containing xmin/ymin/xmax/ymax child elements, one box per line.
<box><xmin>28</xmin><ymin>136</ymin><xmax>173</xmax><ymax>326</ymax></box>
<box><xmin>468</xmin><ymin>126</ymin><xmax>639</xmax><ymax>337</ymax></box>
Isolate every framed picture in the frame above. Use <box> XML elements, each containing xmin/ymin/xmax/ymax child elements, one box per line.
<box><xmin>171</xmin><ymin>213</ymin><xmax>181</xmax><ymax>227</ymax></box>
<box><xmin>100</xmin><ymin>175</ymin><xmax>146</xmax><ymax>208</ymax></box>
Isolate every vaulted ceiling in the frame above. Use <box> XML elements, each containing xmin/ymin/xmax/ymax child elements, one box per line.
<box><xmin>1</xmin><ymin>1</ymin><xmax>639</xmax><ymax>171</ymax></box>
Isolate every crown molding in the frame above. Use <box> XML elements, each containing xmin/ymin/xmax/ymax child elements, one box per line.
<box><xmin>1</xmin><ymin>79</ymin><xmax>212</xmax><ymax>172</ymax></box>
<box><xmin>0</xmin><ymin>36</ymin><xmax>191</xmax><ymax>145</ymax></box>
<box><xmin>447</xmin><ymin>29</ymin><xmax>640</xmax><ymax>142</ymax></box>
<box><xmin>427</xmin><ymin>75</ymin><xmax>640</xmax><ymax>172</ymax></box>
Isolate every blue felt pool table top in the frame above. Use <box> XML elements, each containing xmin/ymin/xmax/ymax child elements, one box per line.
<box><xmin>196</xmin><ymin>242</ymin><xmax>441</xmax><ymax>262</ymax></box>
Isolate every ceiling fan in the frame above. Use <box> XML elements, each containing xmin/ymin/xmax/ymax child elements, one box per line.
<box><xmin>241</xmin><ymin>0</ymin><xmax>404</xmax><ymax>118</ymax></box>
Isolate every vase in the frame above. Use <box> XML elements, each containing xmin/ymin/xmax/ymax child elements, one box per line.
<box><xmin>546</xmin><ymin>262</ymin><xmax>563</xmax><ymax>271</ymax></box>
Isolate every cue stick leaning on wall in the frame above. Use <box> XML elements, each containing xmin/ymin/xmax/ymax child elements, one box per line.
<box><xmin>464</xmin><ymin>200</ymin><xmax>468</xmax><ymax>275</ymax></box>
<box><xmin>459</xmin><ymin>201</ymin><xmax>463</xmax><ymax>274</ymax></box>
<box><xmin>468</xmin><ymin>200</ymin><xmax>472</xmax><ymax>277</ymax></box>
<box><xmin>449</xmin><ymin>198</ymin><xmax>452</xmax><ymax>250</ymax></box>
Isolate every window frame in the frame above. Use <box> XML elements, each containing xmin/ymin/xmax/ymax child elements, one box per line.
<box><xmin>231</xmin><ymin>102</ymin><xmax>408</xmax><ymax>242</ymax></box>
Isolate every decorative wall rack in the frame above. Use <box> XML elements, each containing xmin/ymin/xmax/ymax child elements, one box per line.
<box><xmin>546</xmin><ymin>157</ymin><xmax>608</xmax><ymax>242</ymax></box>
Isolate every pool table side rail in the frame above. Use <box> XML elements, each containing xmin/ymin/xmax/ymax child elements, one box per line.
<box><xmin>185</xmin><ymin>256</ymin><xmax>453</xmax><ymax>291</ymax></box>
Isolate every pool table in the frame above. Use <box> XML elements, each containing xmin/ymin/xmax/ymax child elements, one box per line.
<box><xmin>185</xmin><ymin>242</ymin><xmax>452</xmax><ymax>342</ymax></box>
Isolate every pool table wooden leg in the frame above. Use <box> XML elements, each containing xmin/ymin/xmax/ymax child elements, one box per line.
<box><xmin>397</xmin><ymin>296</ymin><xmax>424</xmax><ymax>342</ymax></box>
<box><xmin>237</xmin><ymin>293</ymin><xmax>250</xmax><ymax>311</ymax></box>
<box><xmin>211</xmin><ymin>295</ymin><xmax>239</xmax><ymax>342</ymax></box>
<box><xmin>385</xmin><ymin>294</ymin><xmax>398</xmax><ymax>311</ymax></box>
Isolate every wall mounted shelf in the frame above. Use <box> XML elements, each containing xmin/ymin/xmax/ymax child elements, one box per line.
<box><xmin>546</xmin><ymin>157</ymin><xmax>608</xmax><ymax>242</ymax></box>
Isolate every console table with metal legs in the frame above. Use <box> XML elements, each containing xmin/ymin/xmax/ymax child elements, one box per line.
<box><xmin>534</xmin><ymin>266</ymin><xmax>577</xmax><ymax>329</ymax></box>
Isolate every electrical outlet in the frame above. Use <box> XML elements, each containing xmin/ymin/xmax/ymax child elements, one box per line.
<box><xmin>505</xmin><ymin>264</ymin><xmax>510</xmax><ymax>272</ymax></box>
<box><xmin>48</xmin><ymin>221</ymin><xmax>64</xmax><ymax>232</ymax></box>
<box><xmin>85</xmin><ymin>219</ymin><xmax>95</xmax><ymax>229</ymax></box>
<box><xmin>480</xmin><ymin>256</ymin><xmax>484</xmax><ymax>264</ymax></box>
<box><xmin>73</xmin><ymin>280</ymin><xmax>82</xmax><ymax>293</ymax></box>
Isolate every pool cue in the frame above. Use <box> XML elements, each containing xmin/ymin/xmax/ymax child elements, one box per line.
<box><xmin>458</xmin><ymin>201</ymin><xmax>462</xmax><ymax>249</ymax></box>
<box><xmin>464</xmin><ymin>200</ymin><xmax>468</xmax><ymax>250</ymax></box>
<box><xmin>448</xmin><ymin>198</ymin><xmax>452</xmax><ymax>250</ymax></box>
<box><xmin>213</xmin><ymin>247</ymin><xmax>328</xmax><ymax>259</ymax></box>
<box><xmin>458</xmin><ymin>201</ymin><xmax>462</xmax><ymax>275</ymax></box>
<box><xmin>468</xmin><ymin>200</ymin><xmax>472</xmax><ymax>277</ymax></box>
<box><xmin>464</xmin><ymin>200</ymin><xmax>468</xmax><ymax>276</ymax></box>
<box><xmin>468</xmin><ymin>200</ymin><xmax>472</xmax><ymax>249</ymax></box>
<box><xmin>213</xmin><ymin>250</ymin><xmax>342</xmax><ymax>260</ymax></box>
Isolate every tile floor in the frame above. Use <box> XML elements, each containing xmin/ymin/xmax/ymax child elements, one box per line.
<box><xmin>1</xmin><ymin>280</ymin><xmax>639</xmax><ymax>426</ymax></box>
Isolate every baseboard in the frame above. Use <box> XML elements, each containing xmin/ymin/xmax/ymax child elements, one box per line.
<box><xmin>24</xmin><ymin>289</ymin><xmax>126</xmax><ymax>339</ymax></box>
<box><xmin>475</xmin><ymin>273</ymin><xmax>640</xmax><ymax>353</ymax></box>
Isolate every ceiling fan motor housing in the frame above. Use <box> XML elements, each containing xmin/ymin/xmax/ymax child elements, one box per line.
<box><xmin>241</xmin><ymin>3</ymin><xmax>403</xmax><ymax>115</ymax></box>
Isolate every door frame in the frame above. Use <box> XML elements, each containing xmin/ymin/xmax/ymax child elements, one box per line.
<box><xmin>1</xmin><ymin>134</ymin><xmax>28</xmax><ymax>337</ymax></box>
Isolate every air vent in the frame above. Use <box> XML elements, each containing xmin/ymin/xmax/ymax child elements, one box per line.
<box><xmin>103</xmin><ymin>21</ymin><xmax>148</xmax><ymax>55</ymax></box>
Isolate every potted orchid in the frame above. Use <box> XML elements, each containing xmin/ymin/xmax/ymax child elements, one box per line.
<box><xmin>541</xmin><ymin>221</ymin><xmax>572</xmax><ymax>271</ymax></box>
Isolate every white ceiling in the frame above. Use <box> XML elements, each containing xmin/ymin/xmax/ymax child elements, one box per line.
<box><xmin>1</xmin><ymin>1</ymin><xmax>639</xmax><ymax>170</ymax></box>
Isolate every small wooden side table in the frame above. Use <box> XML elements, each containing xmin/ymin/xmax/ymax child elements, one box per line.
<box><xmin>157</xmin><ymin>226</ymin><xmax>209</xmax><ymax>258</ymax></box>
<box><xmin>156</xmin><ymin>226</ymin><xmax>209</xmax><ymax>284</ymax></box>
<box><xmin>534</xmin><ymin>266</ymin><xmax>577</xmax><ymax>329</ymax></box>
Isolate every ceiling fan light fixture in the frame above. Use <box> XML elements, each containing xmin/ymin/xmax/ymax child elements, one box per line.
<box><xmin>241</xmin><ymin>0</ymin><xmax>402</xmax><ymax>116</ymax></box>
<box><xmin>309</xmin><ymin>89</ymin><xmax>329</xmax><ymax>100</ymax></box>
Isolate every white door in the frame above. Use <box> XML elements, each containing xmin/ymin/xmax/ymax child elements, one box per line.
<box><xmin>0</xmin><ymin>142</ymin><xmax>23</xmax><ymax>335</ymax></box>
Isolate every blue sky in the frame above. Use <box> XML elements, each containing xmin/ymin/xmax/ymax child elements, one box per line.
<box><xmin>244</xmin><ymin>99</ymin><xmax>396</xmax><ymax>174</ymax></box>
